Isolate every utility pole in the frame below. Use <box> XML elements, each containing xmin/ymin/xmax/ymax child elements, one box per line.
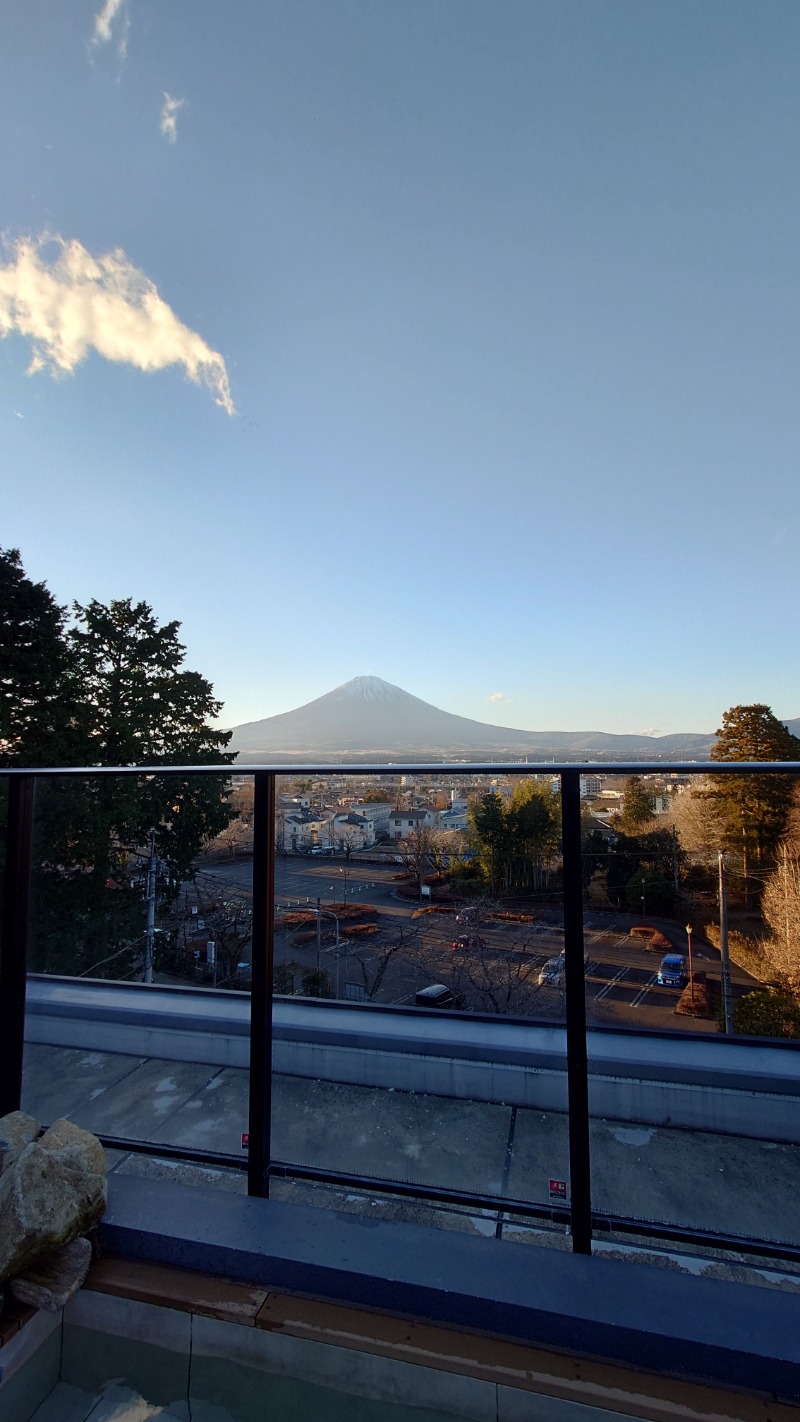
<box><xmin>718</xmin><ymin>851</ymin><xmax>734</xmax><ymax>1034</ymax></box>
<box><xmin>144</xmin><ymin>829</ymin><xmax>156</xmax><ymax>985</ymax></box>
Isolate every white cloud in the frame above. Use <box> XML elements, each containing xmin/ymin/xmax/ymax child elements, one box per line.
<box><xmin>489</xmin><ymin>692</ymin><xmax>507</xmax><ymax>703</ymax></box>
<box><xmin>160</xmin><ymin>93</ymin><xmax>185</xmax><ymax>144</ymax></box>
<box><xmin>90</xmin><ymin>0</ymin><xmax>130</xmax><ymax>58</ymax></box>
<box><xmin>0</xmin><ymin>233</ymin><xmax>235</xmax><ymax>414</ymax></box>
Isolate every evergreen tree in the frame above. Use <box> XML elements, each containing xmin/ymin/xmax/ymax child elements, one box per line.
<box><xmin>616</xmin><ymin>776</ymin><xmax>654</xmax><ymax>834</ymax></box>
<box><xmin>710</xmin><ymin>705</ymin><xmax>800</xmax><ymax>897</ymax></box>
<box><xmin>0</xmin><ymin>548</ymin><xmax>71</xmax><ymax>766</ymax></box>
<box><xmin>29</xmin><ymin>597</ymin><xmax>235</xmax><ymax>976</ymax></box>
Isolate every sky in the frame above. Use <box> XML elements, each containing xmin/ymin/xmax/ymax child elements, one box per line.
<box><xmin>2</xmin><ymin>1</ymin><xmax>799</xmax><ymax>738</ymax></box>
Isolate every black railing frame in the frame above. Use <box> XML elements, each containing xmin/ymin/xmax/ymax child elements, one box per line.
<box><xmin>3</xmin><ymin>758</ymin><xmax>800</xmax><ymax>1258</ymax></box>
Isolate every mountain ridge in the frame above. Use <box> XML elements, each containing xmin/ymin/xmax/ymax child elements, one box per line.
<box><xmin>228</xmin><ymin>676</ymin><xmax>795</xmax><ymax>763</ymax></box>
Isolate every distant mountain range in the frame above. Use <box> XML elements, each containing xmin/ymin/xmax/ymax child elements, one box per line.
<box><xmin>227</xmin><ymin>676</ymin><xmax>799</xmax><ymax>764</ymax></box>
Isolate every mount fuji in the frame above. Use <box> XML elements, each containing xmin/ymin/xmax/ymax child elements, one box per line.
<box><xmin>227</xmin><ymin>676</ymin><xmax>719</xmax><ymax>763</ymax></box>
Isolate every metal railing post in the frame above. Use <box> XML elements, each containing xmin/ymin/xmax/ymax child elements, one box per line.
<box><xmin>0</xmin><ymin>775</ymin><xmax>35</xmax><ymax>1117</ymax></box>
<box><xmin>248</xmin><ymin>771</ymin><xmax>276</xmax><ymax>1196</ymax></box>
<box><xmin>560</xmin><ymin>770</ymin><xmax>592</xmax><ymax>1254</ymax></box>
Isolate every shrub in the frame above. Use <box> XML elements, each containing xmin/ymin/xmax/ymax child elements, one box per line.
<box><xmin>704</xmin><ymin>923</ymin><xmax>770</xmax><ymax>983</ymax></box>
<box><xmin>728</xmin><ymin>989</ymin><xmax>800</xmax><ymax>1039</ymax></box>
<box><xmin>301</xmin><ymin>968</ymin><xmax>331</xmax><ymax>999</ymax></box>
<box><xmin>629</xmin><ymin>925</ymin><xmax>670</xmax><ymax>950</ymax></box>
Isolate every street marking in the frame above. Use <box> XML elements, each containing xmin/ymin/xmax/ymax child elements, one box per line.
<box><xmin>630</xmin><ymin>973</ymin><xmax>659</xmax><ymax>1007</ymax></box>
<box><xmin>595</xmin><ymin>966</ymin><xmax>629</xmax><ymax>1000</ymax></box>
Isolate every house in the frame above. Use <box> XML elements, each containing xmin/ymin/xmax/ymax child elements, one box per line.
<box><xmin>347</xmin><ymin>801</ymin><xmax>392</xmax><ymax>839</ymax></box>
<box><xmin>331</xmin><ymin>811</ymin><xmax>374</xmax><ymax>850</ymax></box>
<box><xmin>389</xmin><ymin>807</ymin><xmax>439</xmax><ymax>839</ymax></box>
<box><xmin>281</xmin><ymin>809</ymin><xmax>331</xmax><ymax>852</ymax></box>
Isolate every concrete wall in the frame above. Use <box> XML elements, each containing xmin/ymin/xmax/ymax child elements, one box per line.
<box><xmin>25</xmin><ymin>976</ymin><xmax>800</xmax><ymax>1143</ymax></box>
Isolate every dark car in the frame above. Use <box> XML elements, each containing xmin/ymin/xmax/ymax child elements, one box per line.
<box><xmin>414</xmin><ymin>984</ymin><xmax>454</xmax><ymax>1008</ymax></box>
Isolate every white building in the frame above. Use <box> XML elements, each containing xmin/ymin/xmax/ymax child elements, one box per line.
<box><xmin>347</xmin><ymin>802</ymin><xmax>392</xmax><ymax>840</ymax></box>
<box><xmin>580</xmin><ymin>775</ymin><xmax>603</xmax><ymax>799</ymax></box>
<box><xmin>281</xmin><ymin>810</ymin><xmax>331</xmax><ymax>853</ymax></box>
<box><xmin>389</xmin><ymin>808</ymin><xmax>439</xmax><ymax>839</ymax></box>
<box><xmin>331</xmin><ymin>812</ymin><xmax>374</xmax><ymax>850</ymax></box>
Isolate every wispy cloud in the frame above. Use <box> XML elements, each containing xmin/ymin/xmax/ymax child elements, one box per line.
<box><xmin>0</xmin><ymin>234</ymin><xmax>235</xmax><ymax>414</ymax></box>
<box><xmin>160</xmin><ymin>93</ymin><xmax>185</xmax><ymax>144</ymax></box>
<box><xmin>488</xmin><ymin>692</ymin><xmax>507</xmax><ymax>703</ymax></box>
<box><xmin>90</xmin><ymin>0</ymin><xmax>130</xmax><ymax>59</ymax></box>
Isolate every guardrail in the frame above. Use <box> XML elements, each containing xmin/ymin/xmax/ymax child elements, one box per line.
<box><xmin>3</xmin><ymin>758</ymin><xmax>800</xmax><ymax>1259</ymax></box>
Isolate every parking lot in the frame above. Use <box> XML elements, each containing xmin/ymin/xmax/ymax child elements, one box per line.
<box><xmin>186</xmin><ymin>854</ymin><xmax>752</xmax><ymax>1031</ymax></box>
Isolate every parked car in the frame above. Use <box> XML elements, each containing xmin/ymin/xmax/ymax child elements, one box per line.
<box><xmin>657</xmin><ymin>954</ymin><xmax>688</xmax><ymax>987</ymax></box>
<box><xmin>414</xmin><ymin>984</ymin><xmax>454</xmax><ymax>1009</ymax></box>
<box><xmin>538</xmin><ymin>957</ymin><xmax>566</xmax><ymax>988</ymax></box>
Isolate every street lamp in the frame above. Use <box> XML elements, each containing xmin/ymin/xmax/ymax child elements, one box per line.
<box><xmin>339</xmin><ymin>867</ymin><xmax>349</xmax><ymax>906</ymax></box>
<box><xmin>640</xmin><ymin>892</ymin><xmax>646</xmax><ymax>924</ymax></box>
<box><xmin>685</xmin><ymin>923</ymin><xmax>694</xmax><ymax>1001</ymax></box>
<box><xmin>311</xmin><ymin>903</ymin><xmax>340</xmax><ymax>975</ymax></box>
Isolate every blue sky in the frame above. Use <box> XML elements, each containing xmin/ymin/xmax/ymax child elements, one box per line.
<box><xmin>2</xmin><ymin>1</ymin><xmax>799</xmax><ymax>736</ymax></box>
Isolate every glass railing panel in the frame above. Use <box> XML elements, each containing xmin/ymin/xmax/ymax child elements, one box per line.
<box><xmin>268</xmin><ymin>770</ymin><xmax>568</xmax><ymax>1240</ymax></box>
<box><xmin>586</xmin><ymin>772</ymin><xmax>800</xmax><ymax>1267</ymax></box>
<box><xmin>20</xmin><ymin>770</ymin><xmax>251</xmax><ymax>1194</ymax></box>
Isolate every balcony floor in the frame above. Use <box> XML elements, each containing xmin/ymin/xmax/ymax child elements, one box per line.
<box><xmin>21</xmin><ymin>1041</ymin><xmax>800</xmax><ymax>1287</ymax></box>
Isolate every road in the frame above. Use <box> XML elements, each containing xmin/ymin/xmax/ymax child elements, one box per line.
<box><xmin>190</xmin><ymin>854</ymin><xmax>758</xmax><ymax>1031</ymax></box>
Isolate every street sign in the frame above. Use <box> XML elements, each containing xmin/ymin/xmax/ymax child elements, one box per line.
<box><xmin>549</xmin><ymin>1178</ymin><xmax>567</xmax><ymax>1201</ymax></box>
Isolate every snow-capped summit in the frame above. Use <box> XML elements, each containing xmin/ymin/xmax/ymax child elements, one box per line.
<box><xmin>336</xmin><ymin>676</ymin><xmax>407</xmax><ymax>703</ymax></box>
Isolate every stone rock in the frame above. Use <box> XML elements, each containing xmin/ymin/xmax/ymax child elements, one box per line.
<box><xmin>0</xmin><ymin>1111</ymin><xmax>41</xmax><ymax>1175</ymax></box>
<box><xmin>0</xmin><ymin>1118</ymin><xmax>106</xmax><ymax>1285</ymax></box>
<box><xmin>10</xmin><ymin>1236</ymin><xmax>93</xmax><ymax>1311</ymax></box>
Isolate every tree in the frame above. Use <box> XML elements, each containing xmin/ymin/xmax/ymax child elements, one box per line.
<box><xmin>616</xmin><ymin>777</ymin><xmax>654</xmax><ymax>834</ymax></box>
<box><xmin>29</xmin><ymin>598</ymin><xmax>235</xmax><ymax>975</ymax></box>
<box><xmin>469</xmin><ymin>793</ymin><xmax>508</xmax><ymax>893</ymax></box>
<box><xmin>208</xmin><ymin>815</ymin><xmax>252</xmax><ymax>861</ymax></box>
<box><xmin>0</xmin><ymin>548</ymin><xmax>72</xmax><ymax>766</ymax></box>
<box><xmin>760</xmin><ymin>843</ymin><xmax>800</xmax><ymax>995</ymax></box>
<box><xmin>657</xmin><ymin>780</ymin><xmax>727</xmax><ymax>865</ymax></box>
<box><xmin>710</xmin><ymin>705</ymin><xmax>800</xmax><ymax>904</ymax></box>
<box><xmin>444</xmin><ymin>921</ymin><xmax>543</xmax><ymax>1015</ymax></box>
<box><xmin>334</xmin><ymin>822</ymin><xmax>363</xmax><ymax>859</ymax></box>
<box><xmin>334</xmin><ymin>923</ymin><xmax>421</xmax><ymax>1001</ymax></box>
<box><xmin>730</xmin><ymin>989</ymin><xmax>800</xmax><ymax>1039</ymax></box>
<box><xmin>505</xmin><ymin>780</ymin><xmax>560</xmax><ymax>892</ymax></box>
<box><xmin>589</xmin><ymin>828</ymin><xmax>683</xmax><ymax>912</ymax></box>
<box><xmin>398</xmin><ymin>823</ymin><xmax>441</xmax><ymax>892</ymax></box>
<box><xmin>469</xmin><ymin>785</ymin><xmax>560</xmax><ymax>896</ymax></box>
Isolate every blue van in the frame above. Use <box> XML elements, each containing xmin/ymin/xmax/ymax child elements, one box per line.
<box><xmin>658</xmin><ymin>954</ymin><xmax>687</xmax><ymax>987</ymax></box>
